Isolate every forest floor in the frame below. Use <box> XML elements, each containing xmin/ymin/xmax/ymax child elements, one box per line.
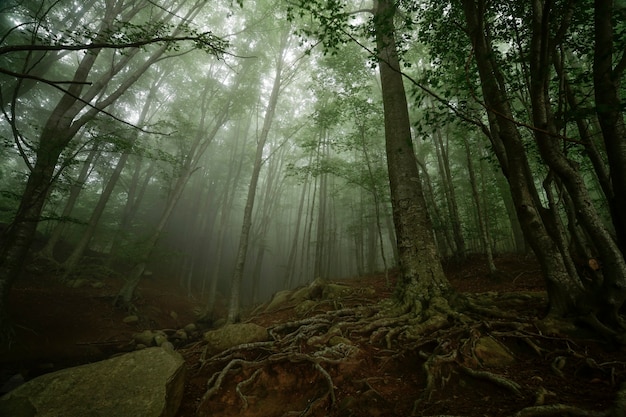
<box><xmin>1</xmin><ymin>253</ymin><xmax>625</xmax><ymax>416</ymax></box>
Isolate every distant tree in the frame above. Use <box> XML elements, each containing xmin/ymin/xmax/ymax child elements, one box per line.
<box><xmin>291</xmin><ymin>0</ymin><xmax>452</xmax><ymax>314</ymax></box>
<box><xmin>0</xmin><ymin>0</ymin><xmax>228</xmax><ymax>343</ymax></box>
<box><xmin>227</xmin><ymin>23</ymin><xmax>291</xmax><ymax>323</ymax></box>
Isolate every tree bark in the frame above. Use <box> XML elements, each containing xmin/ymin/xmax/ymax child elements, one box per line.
<box><xmin>226</xmin><ymin>28</ymin><xmax>289</xmax><ymax>323</ymax></box>
<box><xmin>374</xmin><ymin>0</ymin><xmax>451</xmax><ymax>313</ymax></box>
<box><xmin>529</xmin><ymin>0</ymin><xmax>626</xmax><ymax>319</ymax></box>
<box><xmin>38</xmin><ymin>140</ymin><xmax>102</xmax><ymax>261</ymax></box>
<box><xmin>433</xmin><ymin>128</ymin><xmax>466</xmax><ymax>260</ymax></box>
<box><xmin>461</xmin><ymin>0</ymin><xmax>585</xmax><ymax>317</ymax></box>
<box><xmin>594</xmin><ymin>0</ymin><xmax>626</xmax><ymax>254</ymax></box>
<box><xmin>463</xmin><ymin>136</ymin><xmax>496</xmax><ymax>274</ymax></box>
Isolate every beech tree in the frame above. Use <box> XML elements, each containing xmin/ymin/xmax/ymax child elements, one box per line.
<box><xmin>291</xmin><ymin>0</ymin><xmax>453</xmax><ymax>314</ymax></box>
<box><xmin>0</xmin><ymin>0</ymin><xmax>228</xmax><ymax>342</ymax></box>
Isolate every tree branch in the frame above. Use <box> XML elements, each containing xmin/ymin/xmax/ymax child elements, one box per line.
<box><xmin>0</xmin><ymin>34</ymin><xmax>226</xmax><ymax>56</ymax></box>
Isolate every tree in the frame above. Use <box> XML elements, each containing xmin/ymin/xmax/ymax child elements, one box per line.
<box><xmin>373</xmin><ymin>0</ymin><xmax>452</xmax><ymax>311</ymax></box>
<box><xmin>227</xmin><ymin>23</ymin><xmax>291</xmax><ymax>323</ymax></box>
<box><xmin>594</xmin><ymin>0</ymin><xmax>626</xmax><ymax>253</ymax></box>
<box><xmin>290</xmin><ymin>0</ymin><xmax>452</xmax><ymax>312</ymax></box>
<box><xmin>0</xmin><ymin>0</ymin><xmax>227</xmax><ymax>343</ymax></box>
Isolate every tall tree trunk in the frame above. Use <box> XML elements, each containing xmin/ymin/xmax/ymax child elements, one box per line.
<box><xmin>462</xmin><ymin>136</ymin><xmax>496</xmax><ymax>274</ymax></box>
<box><xmin>108</xmin><ymin>157</ymin><xmax>156</xmax><ymax>259</ymax></box>
<box><xmin>0</xmin><ymin>0</ymin><xmax>129</xmax><ymax>341</ymax></box>
<box><xmin>314</xmin><ymin>133</ymin><xmax>329</xmax><ymax>279</ymax></box>
<box><xmin>116</xmin><ymin>90</ymin><xmax>232</xmax><ymax>306</ymax></box>
<box><xmin>374</xmin><ymin>0</ymin><xmax>451</xmax><ymax>313</ymax></box>
<box><xmin>38</xmin><ymin>140</ymin><xmax>102</xmax><ymax>261</ymax></box>
<box><xmin>415</xmin><ymin>157</ymin><xmax>454</xmax><ymax>257</ymax></box>
<box><xmin>282</xmin><ymin>170</ymin><xmax>309</xmax><ymax>288</ymax></box>
<box><xmin>529</xmin><ymin>0</ymin><xmax>626</xmax><ymax>321</ymax></box>
<box><xmin>202</xmin><ymin>122</ymin><xmax>249</xmax><ymax>316</ymax></box>
<box><xmin>461</xmin><ymin>0</ymin><xmax>585</xmax><ymax>317</ymax></box>
<box><xmin>62</xmin><ymin>71</ymin><xmax>163</xmax><ymax>278</ymax></box>
<box><xmin>594</xmin><ymin>0</ymin><xmax>626</xmax><ymax>253</ymax></box>
<box><xmin>226</xmin><ymin>28</ymin><xmax>289</xmax><ymax>323</ymax></box>
<box><xmin>434</xmin><ymin>128</ymin><xmax>466</xmax><ymax>260</ymax></box>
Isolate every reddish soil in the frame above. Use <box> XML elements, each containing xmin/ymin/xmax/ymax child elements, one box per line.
<box><xmin>2</xmin><ymin>253</ymin><xmax>625</xmax><ymax>416</ymax></box>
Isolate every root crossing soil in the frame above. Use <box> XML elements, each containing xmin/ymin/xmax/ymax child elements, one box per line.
<box><xmin>2</xmin><ymin>253</ymin><xmax>625</xmax><ymax>417</ymax></box>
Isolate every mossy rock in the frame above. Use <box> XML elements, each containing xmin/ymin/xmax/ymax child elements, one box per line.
<box><xmin>203</xmin><ymin>323</ymin><xmax>269</xmax><ymax>355</ymax></box>
<box><xmin>263</xmin><ymin>290</ymin><xmax>293</xmax><ymax>313</ymax></box>
<box><xmin>474</xmin><ymin>337</ymin><xmax>516</xmax><ymax>367</ymax></box>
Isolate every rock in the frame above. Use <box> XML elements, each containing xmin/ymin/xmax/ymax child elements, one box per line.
<box><xmin>123</xmin><ymin>315</ymin><xmax>139</xmax><ymax>324</ymax></box>
<box><xmin>322</xmin><ymin>283</ymin><xmax>354</xmax><ymax>299</ymax></box>
<box><xmin>0</xmin><ymin>347</ymin><xmax>185</xmax><ymax>417</ymax></box>
<box><xmin>183</xmin><ymin>323</ymin><xmax>197</xmax><ymax>333</ymax></box>
<box><xmin>474</xmin><ymin>336</ymin><xmax>516</xmax><ymax>367</ymax></box>
<box><xmin>172</xmin><ymin>329</ymin><xmax>188</xmax><ymax>341</ymax></box>
<box><xmin>133</xmin><ymin>330</ymin><xmax>156</xmax><ymax>346</ymax></box>
<box><xmin>263</xmin><ymin>289</ymin><xmax>293</xmax><ymax>312</ymax></box>
<box><xmin>154</xmin><ymin>333</ymin><xmax>168</xmax><ymax>347</ymax></box>
<box><xmin>213</xmin><ymin>318</ymin><xmax>227</xmax><ymax>328</ymax></box>
<box><xmin>203</xmin><ymin>323</ymin><xmax>269</xmax><ymax>355</ymax></box>
<box><xmin>295</xmin><ymin>299</ymin><xmax>317</xmax><ymax>316</ymax></box>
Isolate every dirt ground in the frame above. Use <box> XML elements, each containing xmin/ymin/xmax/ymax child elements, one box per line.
<box><xmin>1</xmin><ymin>253</ymin><xmax>625</xmax><ymax>416</ymax></box>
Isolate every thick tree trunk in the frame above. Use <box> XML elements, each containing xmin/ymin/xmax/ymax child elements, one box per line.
<box><xmin>415</xmin><ymin>156</ymin><xmax>454</xmax><ymax>256</ymax></box>
<box><xmin>0</xmin><ymin>129</ymin><xmax>69</xmax><ymax>342</ymax></box>
<box><xmin>374</xmin><ymin>0</ymin><xmax>451</xmax><ymax>313</ymax></box>
<box><xmin>594</xmin><ymin>0</ymin><xmax>626</xmax><ymax>253</ymax></box>
<box><xmin>461</xmin><ymin>0</ymin><xmax>585</xmax><ymax>317</ymax></box>
<box><xmin>529</xmin><ymin>0</ymin><xmax>626</xmax><ymax>319</ymax></box>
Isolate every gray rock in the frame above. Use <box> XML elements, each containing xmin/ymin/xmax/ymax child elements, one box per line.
<box><xmin>134</xmin><ymin>329</ymin><xmax>156</xmax><ymax>346</ymax></box>
<box><xmin>203</xmin><ymin>323</ymin><xmax>269</xmax><ymax>355</ymax></box>
<box><xmin>0</xmin><ymin>347</ymin><xmax>185</xmax><ymax>417</ymax></box>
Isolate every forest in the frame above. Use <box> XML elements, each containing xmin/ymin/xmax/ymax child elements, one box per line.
<box><xmin>1</xmin><ymin>0</ymin><xmax>626</xmax><ymax>416</ymax></box>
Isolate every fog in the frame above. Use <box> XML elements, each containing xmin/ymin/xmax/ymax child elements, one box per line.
<box><xmin>0</xmin><ymin>0</ymin><xmax>521</xmax><ymax>319</ymax></box>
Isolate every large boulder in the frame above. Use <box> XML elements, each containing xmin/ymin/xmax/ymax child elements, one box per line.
<box><xmin>0</xmin><ymin>346</ymin><xmax>185</xmax><ymax>417</ymax></box>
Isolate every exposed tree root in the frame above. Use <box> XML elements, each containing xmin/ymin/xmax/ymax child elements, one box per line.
<box><xmin>187</xmin><ymin>289</ymin><xmax>626</xmax><ymax>417</ymax></box>
<box><xmin>513</xmin><ymin>404</ymin><xmax>609</xmax><ymax>417</ymax></box>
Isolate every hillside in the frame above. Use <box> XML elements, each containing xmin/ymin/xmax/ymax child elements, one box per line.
<box><xmin>2</xmin><ymin>254</ymin><xmax>624</xmax><ymax>416</ymax></box>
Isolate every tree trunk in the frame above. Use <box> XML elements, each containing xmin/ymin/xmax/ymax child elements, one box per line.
<box><xmin>461</xmin><ymin>0</ymin><xmax>585</xmax><ymax>317</ymax></box>
<box><xmin>415</xmin><ymin>156</ymin><xmax>454</xmax><ymax>257</ymax></box>
<box><xmin>462</xmin><ymin>136</ymin><xmax>496</xmax><ymax>274</ymax></box>
<box><xmin>594</xmin><ymin>0</ymin><xmax>626</xmax><ymax>253</ymax></box>
<box><xmin>62</xmin><ymin>71</ymin><xmax>163</xmax><ymax>278</ymax></box>
<box><xmin>314</xmin><ymin>132</ymin><xmax>329</xmax><ymax>279</ymax></box>
<box><xmin>38</xmin><ymin>140</ymin><xmax>102</xmax><ymax>261</ymax></box>
<box><xmin>226</xmin><ymin>28</ymin><xmax>289</xmax><ymax>323</ymax></box>
<box><xmin>115</xmin><ymin>58</ymin><xmax>236</xmax><ymax>305</ymax></box>
<box><xmin>434</xmin><ymin>128</ymin><xmax>466</xmax><ymax>260</ymax></box>
<box><xmin>0</xmin><ymin>1</ymin><xmax>124</xmax><ymax>340</ymax></box>
<box><xmin>529</xmin><ymin>0</ymin><xmax>626</xmax><ymax>320</ymax></box>
<box><xmin>374</xmin><ymin>0</ymin><xmax>451</xmax><ymax>313</ymax></box>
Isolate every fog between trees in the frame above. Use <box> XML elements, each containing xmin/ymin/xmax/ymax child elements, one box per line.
<box><xmin>1</xmin><ymin>0</ymin><xmax>625</xmax><ymax>340</ymax></box>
